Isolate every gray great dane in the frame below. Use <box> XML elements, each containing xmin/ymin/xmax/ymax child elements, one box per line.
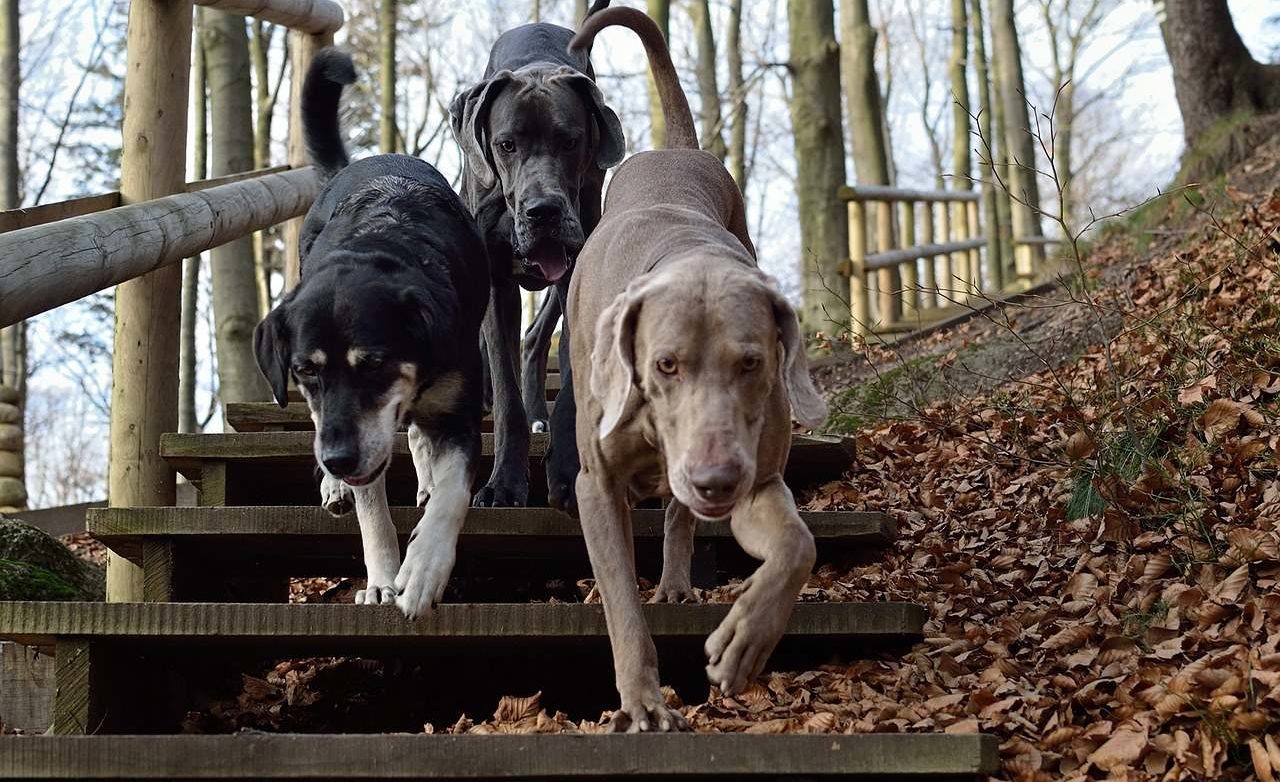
<box><xmin>450</xmin><ymin>2</ymin><xmax>623</xmax><ymax>511</ymax></box>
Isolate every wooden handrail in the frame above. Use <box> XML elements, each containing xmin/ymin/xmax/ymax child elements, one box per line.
<box><xmin>0</xmin><ymin>167</ymin><xmax>320</xmax><ymax>327</ymax></box>
<box><xmin>0</xmin><ymin>166</ymin><xmax>296</xmax><ymax>235</ymax></box>
<box><xmin>193</xmin><ymin>0</ymin><xmax>344</xmax><ymax>35</ymax></box>
<box><xmin>1014</xmin><ymin>236</ymin><xmax>1063</xmax><ymax>246</ymax></box>
<box><xmin>838</xmin><ymin>184</ymin><xmax>981</xmax><ymax>203</ymax></box>
<box><xmin>865</xmin><ymin>237</ymin><xmax>987</xmax><ymax>271</ymax></box>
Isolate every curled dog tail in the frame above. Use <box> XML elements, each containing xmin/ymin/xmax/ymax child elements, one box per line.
<box><xmin>570</xmin><ymin>7</ymin><xmax>697</xmax><ymax>150</ymax></box>
<box><xmin>302</xmin><ymin>48</ymin><xmax>356</xmax><ymax>181</ymax></box>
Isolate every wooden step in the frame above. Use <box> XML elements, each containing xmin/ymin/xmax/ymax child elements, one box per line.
<box><xmin>160</xmin><ymin>433</ymin><xmax>857</xmax><ymax>507</ymax></box>
<box><xmin>87</xmin><ymin>506</ymin><xmax>893</xmax><ymax>601</ymax></box>
<box><xmin>0</xmin><ymin>733</ymin><xmax>999</xmax><ymax>779</ymax></box>
<box><xmin>284</xmin><ymin>372</ymin><xmax>561</xmax><ymax>406</ymax></box>
<box><xmin>226</xmin><ymin>402</ymin><xmax>559</xmax><ymax>433</ymax></box>
<box><xmin>0</xmin><ymin>601</ymin><xmax>925</xmax><ymax>735</ymax></box>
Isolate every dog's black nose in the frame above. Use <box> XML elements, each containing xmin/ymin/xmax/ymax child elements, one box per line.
<box><xmin>322</xmin><ymin>447</ymin><xmax>360</xmax><ymax>478</ymax></box>
<box><xmin>523</xmin><ymin>199</ymin><xmax>560</xmax><ymax>223</ymax></box>
<box><xmin>690</xmin><ymin>464</ymin><xmax>741</xmax><ymax>504</ymax></box>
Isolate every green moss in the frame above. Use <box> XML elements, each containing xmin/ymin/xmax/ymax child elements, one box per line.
<box><xmin>823</xmin><ymin>355</ymin><xmax>944</xmax><ymax>434</ymax></box>
<box><xmin>0</xmin><ymin>559</ymin><xmax>80</xmax><ymax>601</ymax></box>
<box><xmin>0</xmin><ymin>519</ymin><xmax>104</xmax><ymax>600</ymax></box>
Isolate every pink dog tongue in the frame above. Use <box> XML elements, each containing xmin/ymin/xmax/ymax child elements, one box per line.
<box><xmin>528</xmin><ymin>244</ymin><xmax>569</xmax><ymax>283</ymax></box>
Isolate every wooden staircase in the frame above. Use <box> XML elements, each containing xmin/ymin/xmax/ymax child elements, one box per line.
<box><xmin>0</xmin><ymin>369</ymin><xmax>998</xmax><ymax>779</ymax></box>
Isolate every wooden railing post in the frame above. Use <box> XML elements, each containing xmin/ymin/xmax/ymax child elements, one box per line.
<box><xmin>898</xmin><ymin>201</ymin><xmax>917</xmax><ymax>316</ymax></box>
<box><xmin>106</xmin><ymin>0</ymin><xmax>194</xmax><ymax>602</ymax></box>
<box><xmin>966</xmin><ymin>200</ymin><xmax>981</xmax><ymax>295</ymax></box>
<box><xmin>938</xmin><ymin>199</ymin><xmax>953</xmax><ymax>304</ymax></box>
<box><xmin>949</xmin><ymin>201</ymin><xmax>969</xmax><ymax>300</ymax></box>
<box><xmin>919</xmin><ymin>200</ymin><xmax>937</xmax><ymax>308</ymax></box>
<box><xmin>847</xmin><ymin>201</ymin><xmax>869</xmax><ymax>336</ymax></box>
<box><xmin>875</xmin><ymin>200</ymin><xmax>896</xmax><ymax>329</ymax></box>
<box><xmin>283</xmin><ymin>29</ymin><xmax>334</xmax><ymax>291</ymax></box>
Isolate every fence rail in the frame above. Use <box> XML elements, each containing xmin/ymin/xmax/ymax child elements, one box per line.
<box><xmin>192</xmin><ymin>0</ymin><xmax>345</xmax><ymax>34</ymax></box>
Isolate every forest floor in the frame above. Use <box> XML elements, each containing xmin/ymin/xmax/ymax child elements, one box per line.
<box><xmin>59</xmin><ymin>125</ymin><xmax>1280</xmax><ymax>780</ymax></box>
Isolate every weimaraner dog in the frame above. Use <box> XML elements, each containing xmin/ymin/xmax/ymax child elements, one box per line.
<box><xmin>567</xmin><ymin>8</ymin><xmax>828</xmax><ymax>733</ymax></box>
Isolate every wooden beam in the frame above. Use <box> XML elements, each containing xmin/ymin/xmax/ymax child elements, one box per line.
<box><xmin>865</xmin><ymin>238</ymin><xmax>987</xmax><ymax>271</ymax></box>
<box><xmin>839</xmin><ymin>184</ymin><xmax>980</xmax><ymax>203</ymax></box>
<box><xmin>105</xmin><ymin>0</ymin><xmax>194</xmax><ymax>603</ymax></box>
<box><xmin>192</xmin><ymin>0</ymin><xmax>343</xmax><ymax>34</ymax></box>
<box><xmin>0</xmin><ymin>734</ymin><xmax>999</xmax><ymax>779</ymax></box>
<box><xmin>0</xmin><ymin>168</ymin><xmax>319</xmax><ymax>327</ymax></box>
<box><xmin>51</xmin><ymin>638</ymin><xmax>99</xmax><ymax>735</ymax></box>
<box><xmin>0</xmin><ymin>601</ymin><xmax>925</xmax><ymax>646</ymax></box>
<box><xmin>283</xmin><ymin>30</ymin><xmax>333</xmax><ymax>290</ymax></box>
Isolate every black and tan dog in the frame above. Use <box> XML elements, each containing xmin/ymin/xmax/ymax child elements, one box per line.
<box><xmin>450</xmin><ymin>0</ymin><xmax>623</xmax><ymax>511</ymax></box>
<box><xmin>254</xmin><ymin>51</ymin><xmax>488</xmax><ymax>619</ymax></box>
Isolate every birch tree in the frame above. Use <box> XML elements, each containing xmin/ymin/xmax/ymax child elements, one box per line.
<box><xmin>180</xmin><ymin>9</ymin><xmax>208</xmax><ymax>435</ymax></box>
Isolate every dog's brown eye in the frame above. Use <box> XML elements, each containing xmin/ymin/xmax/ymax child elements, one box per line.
<box><xmin>498</xmin><ymin>139</ymin><xmax>516</xmax><ymax>154</ymax></box>
<box><xmin>742</xmin><ymin>355</ymin><xmax>761</xmax><ymax>373</ymax></box>
<box><xmin>656</xmin><ymin>357</ymin><xmax>678</xmax><ymax>376</ymax></box>
<box><xmin>294</xmin><ymin>363</ymin><xmax>318</xmax><ymax>378</ymax></box>
<box><xmin>360</xmin><ymin>356</ymin><xmax>384</xmax><ymax>371</ymax></box>
<box><xmin>562</xmin><ymin>137</ymin><xmax>579</xmax><ymax>151</ymax></box>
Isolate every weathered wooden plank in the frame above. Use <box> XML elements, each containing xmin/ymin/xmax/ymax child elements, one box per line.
<box><xmin>160</xmin><ymin>432</ymin><xmax>856</xmax><ymax>507</ymax></box>
<box><xmin>0</xmin><ymin>602</ymin><xmax>924</xmax><ymax>648</ymax></box>
<box><xmin>192</xmin><ymin>0</ymin><xmax>344</xmax><ymax>34</ymax></box>
<box><xmin>0</xmin><ymin>167</ymin><xmax>320</xmax><ymax>328</ymax></box>
<box><xmin>226</xmin><ymin>402</ymin><xmax>553</xmax><ymax>432</ymax></box>
<box><xmin>0</xmin><ymin>193</ymin><xmax>121</xmax><ymax>234</ymax></box>
<box><xmin>0</xmin><ymin>733</ymin><xmax>999</xmax><ymax>778</ymax></box>
<box><xmin>87</xmin><ymin>507</ymin><xmax>892</xmax><ymax>585</ymax></box>
<box><xmin>51</xmin><ymin>639</ymin><xmax>99</xmax><ymax>736</ymax></box>
<box><xmin>865</xmin><ymin>238</ymin><xmax>988</xmax><ymax>271</ymax></box>
<box><xmin>141</xmin><ymin>541</ymin><xmax>176</xmax><ymax>602</ymax></box>
<box><xmin>0</xmin><ymin>641</ymin><xmax>52</xmax><ymax>733</ymax></box>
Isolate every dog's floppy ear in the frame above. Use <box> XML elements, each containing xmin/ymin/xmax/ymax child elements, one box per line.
<box><xmin>254</xmin><ymin>305</ymin><xmax>292</xmax><ymax>408</ymax></box>
<box><xmin>559</xmin><ymin>71</ymin><xmax>625</xmax><ymax>170</ymax></box>
<box><xmin>758</xmin><ymin>275</ymin><xmax>827</xmax><ymax>428</ymax></box>
<box><xmin>449</xmin><ymin>72</ymin><xmax>515</xmax><ymax>189</ymax></box>
<box><xmin>590</xmin><ymin>274</ymin><xmax>667</xmax><ymax>439</ymax></box>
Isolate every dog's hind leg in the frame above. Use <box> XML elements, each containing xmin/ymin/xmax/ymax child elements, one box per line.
<box><xmin>395</xmin><ymin>440</ymin><xmax>476</xmax><ymax>619</ymax></box>
<box><xmin>474</xmin><ymin>278</ymin><xmax>531</xmax><ymax>507</ymax></box>
<box><xmin>320</xmin><ymin>472</ymin><xmax>355</xmax><ymax>516</ymax></box>
<box><xmin>408</xmin><ymin>422</ymin><xmax>434</xmax><ymax>508</ymax></box>
<box><xmin>651</xmin><ymin>500</ymin><xmax>697</xmax><ymax>603</ymax></box>
<box><xmin>350</xmin><ymin>474</ymin><xmax>402</xmax><ymax>606</ymax></box>
<box><xmin>546</xmin><ymin>291</ymin><xmax>580</xmax><ymax>516</ymax></box>
<box><xmin>520</xmin><ymin>289</ymin><xmax>559</xmax><ymax>433</ymax></box>
<box><xmin>704</xmin><ymin>475</ymin><xmax>816</xmax><ymax>695</ymax></box>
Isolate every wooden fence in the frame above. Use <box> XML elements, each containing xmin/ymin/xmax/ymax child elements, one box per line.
<box><xmin>0</xmin><ymin>0</ymin><xmax>344</xmax><ymax>601</ymax></box>
<box><xmin>840</xmin><ymin>184</ymin><xmax>1049</xmax><ymax>336</ymax></box>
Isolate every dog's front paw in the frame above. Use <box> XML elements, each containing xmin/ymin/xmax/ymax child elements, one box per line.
<box><xmin>354</xmin><ymin>583</ymin><xmax>398</xmax><ymax>605</ymax></box>
<box><xmin>530</xmin><ymin>419</ymin><xmax>549</xmax><ymax>434</ymax></box>
<box><xmin>320</xmin><ymin>474</ymin><xmax>354</xmax><ymax>516</ymax></box>
<box><xmin>392</xmin><ymin>539</ymin><xmax>457</xmax><ymax>620</ymax></box>
<box><xmin>607</xmin><ymin>691</ymin><xmax>689</xmax><ymax>733</ymax></box>
<box><xmin>472</xmin><ymin>480</ymin><xmax>528</xmax><ymax>508</ymax></box>
<box><xmin>704</xmin><ymin>593</ymin><xmax>793</xmax><ymax>695</ymax></box>
<box><xmin>651</xmin><ymin>578</ymin><xmax>698</xmax><ymax>604</ymax></box>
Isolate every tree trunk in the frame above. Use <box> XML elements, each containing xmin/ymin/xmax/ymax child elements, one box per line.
<box><xmin>205</xmin><ymin>9</ymin><xmax>271</xmax><ymax>407</ymax></box>
<box><xmin>691</xmin><ymin>0</ymin><xmax>725</xmax><ymax>159</ymax></box>
<box><xmin>379</xmin><ymin>0</ymin><xmax>398</xmax><ymax>153</ymax></box>
<box><xmin>1159</xmin><ymin>0</ymin><xmax>1280</xmax><ymax>151</ymax></box>
<box><xmin>990</xmin><ymin>0</ymin><xmax>1043</xmax><ymax>277</ymax></box>
<box><xmin>0</xmin><ymin>0</ymin><xmax>23</xmax><ymax>512</ymax></box>
<box><xmin>969</xmin><ymin>0</ymin><xmax>1003</xmax><ymax>289</ymax></box>
<box><xmin>787</xmin><ymin>0</ymin><xmax>849</xmax><ymax>334</ymax></box>
<box><xmin>726</xmin><ymin>0</ymin><xmax>747</xmax><ymax>189</ymax></box>
<box><xmin>1054</xmin><ymin>78</ymin><xmax>1074</xmax><ymax>222</ymax></box>
<box><xmin>646</xmin><ymin>0</ymin><xmax>670</xmax><ymax>148</ymax></box>
<box><xmin>949</xmin><ymin>0</ymin><xmax>971</xmax><ymax>191</ymax></box>
<box><xmin>839</xmin><ymin>0</ymin><xmax>889</xmax><ymax>186</ymax></box>
<box><xmin>250</xmin><ymin>20</ymin><xmax>275</xmax><ymax>317</ymax></box>
<box><xmin>575</xmin><ymin>0</ymin><xmax>588</xmax><ymax>26</ymax></box>
<box><xmin>181</xmin><ymin>9</ymin><xmax>207</xmax><ymax>435</ymax></box>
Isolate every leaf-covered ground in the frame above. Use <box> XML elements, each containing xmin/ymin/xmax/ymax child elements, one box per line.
<box><xmin>194</xmin><ymin>145</ymin><xmax>1280</xmax><ymax>780</ymax></box>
